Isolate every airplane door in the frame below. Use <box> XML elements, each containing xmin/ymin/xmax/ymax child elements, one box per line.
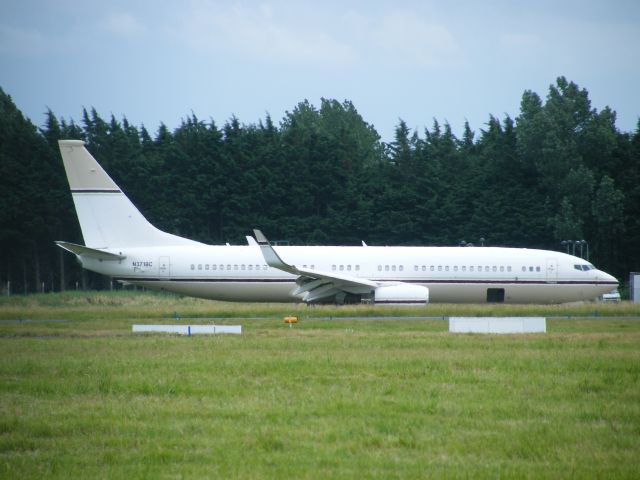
<box><xmin>158</xmin><ymin>256</ymin><xmax>170</xmax><ymax>277</ymax></box>
<box><xmin>546</xmin><ymin>259</ymin><xmax>557</xmax><ymax>283</ymax></box>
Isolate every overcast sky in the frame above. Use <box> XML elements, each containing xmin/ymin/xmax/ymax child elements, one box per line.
<box><xmin>1</xmin><ymin>0</ymin><xmax>639</xmax><ymax>141</ymax></box>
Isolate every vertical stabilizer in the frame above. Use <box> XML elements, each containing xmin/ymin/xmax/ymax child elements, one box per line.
<box><xmin>58</xmin><ymin>140</ymin><xmax>202</xmax><ymax>248</ymax></box>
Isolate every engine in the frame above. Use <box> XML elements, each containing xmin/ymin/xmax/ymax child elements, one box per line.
<box><xmin>374</xmin><ymin>284</ymin><xmax>429</xmax><ymax>305</ymax></box>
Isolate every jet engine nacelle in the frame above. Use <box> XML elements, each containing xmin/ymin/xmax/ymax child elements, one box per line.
<box><xmin>374</xmin><ymin>284</ymin><xmax>429</xmax><ymax>305</ymax></box>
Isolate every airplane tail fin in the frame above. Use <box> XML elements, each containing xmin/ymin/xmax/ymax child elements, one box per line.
<box><xmin>58</xmin><ymin>140</ymin><xmax>202</xmax><ymax>248</ymax></box>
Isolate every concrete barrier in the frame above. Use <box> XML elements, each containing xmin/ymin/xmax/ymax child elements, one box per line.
<box><xmin>449</xmin><ymin>317</ymin><xmax>546</xmax><ymax>334</ymax></box>
<box><xmin>132</xmin><ymin>324</ymin><xmax>241</xmax><ymax>335</ymax></box>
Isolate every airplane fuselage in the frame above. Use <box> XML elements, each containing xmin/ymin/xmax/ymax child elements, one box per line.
<box><xmin>81</xmin><ymin>244</ymin><xmax>617</xmax><ymax>304</ymax></box>
<box><xmin>56</xmin><ymin>139</ymin><xmax>618</xmax><ymax>305</ymax></box>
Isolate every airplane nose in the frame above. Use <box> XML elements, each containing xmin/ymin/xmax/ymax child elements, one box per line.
<box><xmin>599</xmin><ymin>271</ymin><xmax>618</xmax><ymax>286</ymax></box>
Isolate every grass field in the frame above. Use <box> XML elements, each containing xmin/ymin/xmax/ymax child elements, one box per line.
<box><xmin>1</xmin><ymin>292</ymin><xmax>639</xmax><ymax>478</ymax></box>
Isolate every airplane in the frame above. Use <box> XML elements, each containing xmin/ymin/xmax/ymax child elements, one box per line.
<box><xmin>56</xmin><ymin>139</ymin><xmax>618</xmax><ymax>305</ymax></box>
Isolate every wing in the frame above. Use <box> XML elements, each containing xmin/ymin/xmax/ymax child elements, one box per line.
<box><xmin>253</xmin><ymin>229</ymin><xmax>377</xmax><ymax>303</ymax></box>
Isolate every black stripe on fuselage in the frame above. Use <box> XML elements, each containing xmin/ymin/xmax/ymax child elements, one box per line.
<box><xmin>71</xmin><ymin>189</ymin><xmax>122</xmax><ymax>194</ymax></box>
<box><xmin>399</xmin><ymin>279</ymin><xmax>618</xmax><ymax>286</ymax></box>
<box><xmin>113</xmin><ymin>277</ymin><xmax>617</xmax><ymax>286</ymax></box>
<box><xmin>114</xmin><ymin>277</ymin><xmax>295</xmax><ymax>283</ymax></box>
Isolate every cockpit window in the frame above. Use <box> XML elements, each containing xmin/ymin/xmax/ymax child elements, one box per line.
<box><xmin>574</xmin><ymin>264</ymin><xmax>595</xmax><ymax>271</ymax></box>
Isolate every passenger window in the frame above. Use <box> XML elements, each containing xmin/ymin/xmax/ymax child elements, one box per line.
<box><xmin>227</xmin><ymin>265</ymin><xmax>231</xmax><ymax>270</ymax></box>
<box><xmin>355</xmin><ymin>265</ymin><xmax>359</xmax><ymax>271</ymax></box>
<box><xmin>500</xmin><ymin>266</ymin><xmax>504</xmax><ymax>272</ymax></box>
<box><xmin>198</xmin><ymin>264</ymin><xmax>202</xmax><ymax>270</ymax></box>
<box><xmin>454</xmin><ymin>266</ymin><xmax>458</xmax><ymax>272</ymax></box>
<box><xmin>191</xmin><ymin>264</ymin><xmax>195</xmax><ymax>270</ymax></box>
<box><xmin>414</xmin><ymin>265</ymin><xmax>418</xmax><ymax>272</ymax></box>
<box><xmin>339</xmin><ymin>265</ymin><xmax>344</xmax><ymax>271</ymax></box>
<box><xmin>470</xmin><ymin>266</ymin><xmax>474</xmax><ymax>272</ymax></box>
<box><xmin>247</xmin><ymin>265</ymin><xmax>252</xmax><ymax>271</ymax></box>
<box><xmin>311</xmin><ymin>265</ymin><xmax>315</xmax><ymax>269</ymax></box>
<box><xmin>536</xmin><ymin>266</ymin><xmax>541</xmax><ymax>272</ymax></box>
<box><xmin>529</xmin><ymin>266</ymin><xmax>534</xmax><ymax>272</ymax></box>
<box><xmin>445</xmin><ymin>266</ymin><xmax>449</xmax><ymax>272</ymax></box>
<box><xmin>205</xmin><ymin>264</ymin><xmax>209</xmax><ymax>270</ymax></box>
<box><xmin>241</xmin><ymin>264</ymin><xmax>245</xmax><ymax>270</ymax></box>
<box><xmin>399</xmin><ymin>265</ymin><xmax>403</xmax><ymax>272</ymax></box>
<box><xmin>438</xmin><ymin>266</ymin><xmax>442</xmax><ymax>272</ymax></box>
<box><xmin>392</xmin><ymin>265</ymin><xmax>396</xmax><ymax>272</ymax></box>
<box><xmin>332</xmin><ymin>265</ymin><xmax>337</xmax><ymax>271</ymax></box>
<box><xmin>492</xmin><ymin>266</ymin><xmax>497</xmax><ymax>272</ymax></box>
<box><xmin>378</xmin><ymin>265</ymin><xmax>382</xmax><ymax>271</ymax></box>
<box><xmin>385</xmin><ymin>265</ymin><xmax>390</xmax><ymax>271</ymax></box>
<box><xmin>485</xmin><ymin>266</ymin><xmax>489</xmax><ymax>272</ymax></box>
<box><xmin>430</xmin><ymin>266</ymin><xmax>434</xmax><ymax>271</ymax></box>
<box><xmin>522</xmin><ymin>266</ymin><xmax>526</xmax><ymax>272</ymax></box>
<box><xmin>347</xmin><ymin>265</ymin><xmax>351</xmax><ymax>271</ymax></box>
<box><xmin>507</xmin><ymin>266</ymin><xmax>512</xmax><ymax>272</ymax></box>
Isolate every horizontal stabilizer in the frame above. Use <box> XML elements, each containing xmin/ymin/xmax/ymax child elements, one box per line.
<box><xmin>55</xmin><ymin>241</ymin><xmax>126</xmax><ymax>261</ymax></box>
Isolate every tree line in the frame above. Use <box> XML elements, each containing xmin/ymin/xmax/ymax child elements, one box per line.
<box><xmin>0</xmin><ymin>77</ymin><xmax>638</xmax><ymax>294</ymax></box>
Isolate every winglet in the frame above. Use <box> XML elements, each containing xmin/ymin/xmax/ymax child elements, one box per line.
<box><xmin>253</xmin><ymin>229</ymin><xmax>269</xmax><ymax>245</ymax></box>
<box><xmin>253</xmin><ymin>229</ymin><xmax>298</xmax><ymax>275</ymax></box>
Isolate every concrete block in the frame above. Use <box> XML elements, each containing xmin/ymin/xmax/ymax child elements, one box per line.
<box><xmin>449</xmin><ymin>317</ymin><xmax>546</xmax><ymax>334</ymax></box>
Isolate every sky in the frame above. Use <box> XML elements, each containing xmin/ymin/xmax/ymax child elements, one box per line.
<box><xmin>1</xmin><ymin>0</ymin><xmax>639</xmax><ymax>142</ymax></box>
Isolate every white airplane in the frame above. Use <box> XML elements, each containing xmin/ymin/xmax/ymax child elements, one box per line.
<box><xmin>56</xmin><ymin>140</ymin><xmax>618</xmax><ymax>305</ymax></box>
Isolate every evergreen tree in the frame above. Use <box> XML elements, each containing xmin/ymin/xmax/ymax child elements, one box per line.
<box><xmin>0</xmin><ymin>88</ymin><xmax>71</xmax><ymax>292</ymax></box>
<box><xmin>0</xmin><ymin>78</ymin><xmax>636</xmax><ymax>290</ymax></box>
<box><xmin>591</xmin><ymin>175</ymin><xmax>624</xmax><ymax>272</ymax></box>
<box><xmin>553</xmin><ymin>197</ymin><xmax>584</xmax><ymax>242</ymax></box>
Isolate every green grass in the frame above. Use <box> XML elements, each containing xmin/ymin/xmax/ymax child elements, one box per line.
<box><xmin>1</xmin><ymin>290</ymin><xmax>639</xmax><ymax>321</ymax></box>
<box><xmin>1</xmin><ymin>292</ymin><xmax>639</xmax><ymax>478</ymax></box>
